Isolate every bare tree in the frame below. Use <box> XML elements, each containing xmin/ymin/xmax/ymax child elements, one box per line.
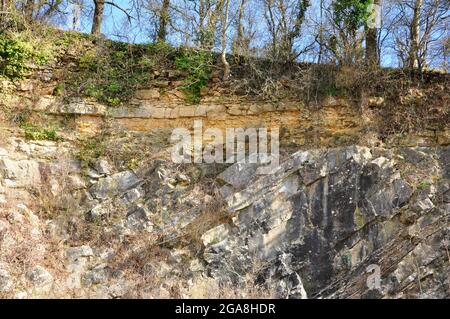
<box><xmin>91</xmin><ymin>0</ymin><xmax>105</xmax><ymax>35</ymax></box>
<box><xmin>220</xmin><ymin>0</ymin><xmax>230</xmax><ymax>80</ymax></box>
<box><xmin>366</xmin><ymin>0</ymin><xmax>381</xmax><ymax>65</ymax></box>
<box><xmin>231</xmin><ymin>0</ymin><xmax>247</xmax><ymax>55</ymax></box>
<box><xmin>197</xmin><ymin>0</ymin><xmax>225</xmax><ymax>49</ymax></box>
<box><xmin>263</xmin><ymin>0</ymin><xmax>311</xmax><ymax>62</ymax></box>
<box><xmin>409</xmin><ymin>0</ymin><xmax>423</xmax><ymax>68</ymax></box>
<box><xmin>391</xmin><ymin>0</ymin><xmax>448</xmax><ymax>70</ymax></box>
<box><xmin>318</xmin><ymin>0</ymin><xmax>324</xmax><ymax>64</ymax></box>
<box><xmin>90</xmin><ymin>0</ymin><xmax>133</xmax><ymax>36</ymax></box>
<box><xmin>156</xmin><ymin>0</ymin><xmax>170</xmax><ymax>41</ymax></box>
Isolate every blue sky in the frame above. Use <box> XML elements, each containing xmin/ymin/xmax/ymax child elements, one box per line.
<box><xmin>57</xmin><ymin>0</ymin><xmax>448</xmax><ymax>69</ymax></box>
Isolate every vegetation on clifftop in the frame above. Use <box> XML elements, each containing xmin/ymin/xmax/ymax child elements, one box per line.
<box><xmin>0</xmin><ymin>32</ymin><xmax>50</xmax><ymax>79</ymax></box>
<box><xmin>0</xmin><ymin>24</ymin><xmax>448</xmax><ymax>137</ymax></box>
<box><xmin>0</xmin><ymin>27</ymin><xmax>214</xmax><ymax>106</ymax></box>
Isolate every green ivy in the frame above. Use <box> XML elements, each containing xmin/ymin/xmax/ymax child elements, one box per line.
<box><xmin>0</xmin><ymin>35</ymin><xmax>33</xmax><ymax>79</ymax></box>
<box><xmin>72</xmin><ymin>42</ymin><xmax>154</xmax><ymax>106</ymax></box>
<box><xmin>332</xmin><ymin>0</ymin><xmax>373</xmax><ymax>33</ymax></box>
<box><xmin>21</xmin><ymin>123</ymin><xmax>60</xmax><ymax>141</ymax></box>
<box><xmin>0</xmin><ymin>33</ymin><xmax>51</xmax><ymax>79</ymax></box>
<box><xmin>174</xmin><ymin>50</ymin><xmax>212</xmax><ymax>104</ymax></box>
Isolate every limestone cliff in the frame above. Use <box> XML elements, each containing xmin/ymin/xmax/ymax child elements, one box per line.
<box><xmin>0</xmin><ymin>30</ymin><xmax>449</xmax><ymax>299</ymax></box>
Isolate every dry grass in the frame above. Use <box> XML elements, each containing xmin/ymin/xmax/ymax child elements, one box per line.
<box><xmin>181</xmin><ymin>178</ymin><xmax>230</xmax><ymax>251</ymax></box>
<box><xmin>0</xmin><ymin>197</ymin><xmax>67</xmax><ymax>298</ymax></box>
<box><xmin>105</xmin><ymin>233</ymin><xmax>176</xmax><ymax>298</ymax></box>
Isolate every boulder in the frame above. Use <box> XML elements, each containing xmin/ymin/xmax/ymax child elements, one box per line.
<box><xmin>125</xmin><ymin>206</ymin><xmax>153</xmax><ymax>231</ymax></box>
<box><xmin>201</xmin><ymin>224</ymin><xmax>230</xmax><ymax>247</ymax></box>
<box><xmin>82</xmin><ymin>264</ymin><xmax>109</xmax><ymax>286</ymax></box>
<box><xmin>66</xmin><ymin>246</ymin><xmax>94</xmax><ymax>262</ymax></box>
<box><xmin>90</xmin><ymin>171</ymin><xmax>141</xmax><ymax>199</ymax></box>
<box><xmin>95</xmin><ymin>159</ymin><xmax>112</xmax><ymax>176</ymax></box>
<box><xmin>0</xmin><ymin>159</ymin><xmax>41</xmax><ymax>188</ymax></box>
<box><xmin>26</xmin><ymin>266</ymin><xmax>53</xmax><ymax>287</ymax></box>
<box><xmin>0</xmin><ymin>268</ymin><xmax>12</xmax><ymax>293</ymax></box>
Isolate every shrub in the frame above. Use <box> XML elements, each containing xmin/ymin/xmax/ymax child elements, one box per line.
<box><xmin>77</xmin><ymin>137</ymin><xmax>106</xmax><ymax>171</ymax></box>
<box><xmin>71</xmin><ymin>43</ymin><xmax>155</xmax><ymax>106</ymax></box>
<box><xmin>174</xmin><ymin>50</ymin><xmax>212</xmax><ymax>104</ymax></box>
<box><xmin>0</xmin><ymin>35</ymin><xmax>33</xmax><ymax>79</ymax></box>
<box><xmin>79</xmin><ymin>51</ymin><xmax>98</xmax><ymax>71</ymax></box>
<box><xmin>146</xmin><ymin>40</ymin><xmax>173</xmax><ymax>55</ymax></box>
<box><xmin>52</xmin><ymin>83</ymin><xmax>65</xmax><ymax>96</ymax></box>
<box><xmin>21</xmin><ymin>123</ymin><xmax>60</xmax><ymax>141</ymax></box>
<box><xmin>53</xmin><ymin>30</ymin><xmax>92</xmax><ymax>48</ymax></box>
<box><xmin>417</xmin><ymin>181</ymin><xmax>431</xmax><ymax>190</ymax></box>
<box><xmin>0</xmin><ymin>32</ymin><xmax>52</xmax><ymax>80</ymax></box>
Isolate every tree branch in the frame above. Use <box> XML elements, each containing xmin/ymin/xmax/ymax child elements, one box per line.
<box><xmin>103</xmin><ymin>1</ymin><xmax>134</xmax><ymax>22</ymax></box>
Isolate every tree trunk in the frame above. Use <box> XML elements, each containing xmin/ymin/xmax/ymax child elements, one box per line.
<box><xmin>205</xmin><ymin>1</ymin><xmax>222</xmax><ymax>50</ymax></box>
<box><xmin>24</xmin><ymin>0</ymin><xmax>35</xmax><ymax>21</ymax></box>
<box><xmin>91</xmin><ymin>0</ymin><xmax>105</xmax><ymax>36</ymax></box>
<box><xmin>365</xmin><ymin>0</ymin><xmax>380</xmax><ymax>65</ymax></box>
<box><xmin>409</xmin><ymin>0</ymin><xmax>422</xmax><ymax>69</ymax></box>
<box><xmin>221</xmin><ymin>0</ymin><xmax>230</xmax><ymax>81</ymax></box>
<box><xmin>198</xmin><ymin>0</ymin><xmax>207</xmax><ymax>47</ymax></box>
<box><xmin>157</xmin><ymin>0</ymin><xmax>170</xmax><ymax>42</ymax></box>
<box><xmin>72</xmin><ymin>1</ymin><xmax>81</xmax><ymax>30</ymax></box>
<box><xmin>233</xmin><ymin>0</ymin><xmax>247</xmax><ymax>56</ymax></box>
<box><xmin>318</xmin><ymin>0</ymin><xmax>324</xmax><ymax>64</ymax></box>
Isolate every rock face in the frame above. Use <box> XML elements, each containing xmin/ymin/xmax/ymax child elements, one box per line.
<box><xmin>90</xmin><ymin>171</ymin><xmax>141</xmax><ymax>200</ymax></box>
<box><xmin>0</xmin><ymin>122</ymin><xmax>448</xmax><ymax>298</ymax></box>
<box><xmin>202</xmin><ymin>146</ymin><xmax>449</xmax><ymax>298</ymax></box>
<box><xmin>0</xmin><ymin>33</ymin><xmax>448</xmax><ymax>299</ymax></box>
